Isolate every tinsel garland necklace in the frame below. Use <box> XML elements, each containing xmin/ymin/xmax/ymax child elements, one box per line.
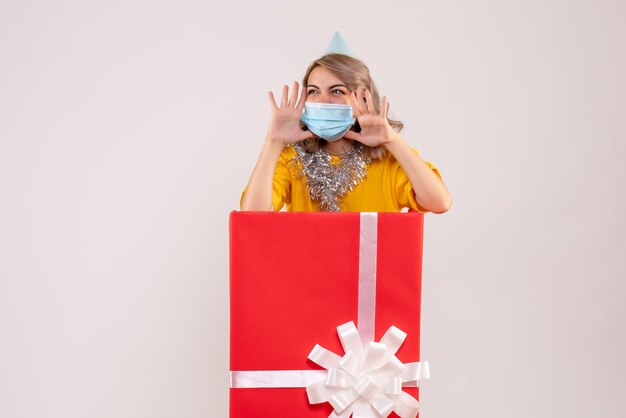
<box><xmin>290</xmin><ymin>141</ymin><xmax>372</xmax><ymax>212</ymax></box>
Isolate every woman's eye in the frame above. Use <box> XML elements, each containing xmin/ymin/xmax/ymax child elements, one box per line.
<box><xmin>307</xmin><ymin>90</ymin><xmax>317</xmax><ymax>94</ymax></box>
<box><xmin>333</xmin><ymin>89</ymin><xmax>344</xmax><ymax>94</ymax></box>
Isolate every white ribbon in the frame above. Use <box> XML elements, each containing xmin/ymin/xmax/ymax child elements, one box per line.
<box><xmin>230</xmin><ymin>213</ymin><xmax>430</xmax><ymax>417</ymax></box>
<box><xmin>358</xmin><ymin>212</ymin><xmax>378</xmax><ymax>345</ymax></box>
<box><xmin>230</xmin><ymin>370</ymin><xmax>328</xmax><ymax>388</ymax></box>
<box><xmin>306</xmin><ymin>321</ymin><xmax>429</xmax><ymax>418</ymax></box>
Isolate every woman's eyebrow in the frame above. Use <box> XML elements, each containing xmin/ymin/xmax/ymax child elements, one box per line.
<box><xmin>306</xmin><ymin>84</ymin><xmax>348</xmax><ymax>89</ymax></box>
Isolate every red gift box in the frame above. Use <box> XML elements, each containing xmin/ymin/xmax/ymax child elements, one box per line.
<box><xmin>229</xmin><ymin>212</ymin><xmax>429</xmax><ymax>417</ymax></box>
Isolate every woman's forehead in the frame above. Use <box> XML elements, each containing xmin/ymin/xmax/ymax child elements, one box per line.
<box><xmin>308</xmin><ymin>66</ymin><xmax>344</xmax><ymax>86</ymax></box>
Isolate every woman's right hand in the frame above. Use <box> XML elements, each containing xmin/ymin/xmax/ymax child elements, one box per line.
<box><xmin>266</xmin><ymin>81</ymin><xmax>316</xmax><ymax>145</ymax></box>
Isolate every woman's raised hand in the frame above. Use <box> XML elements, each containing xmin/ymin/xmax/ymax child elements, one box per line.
<box><xmin>343</xmin><ymin>87</ymin><xmax>398</xmax><ymax>147</ymax></box>
<box><xmin>266</xmin><ymin>81</ymin><xmax>315</xmax><ymax>145</ymax></box>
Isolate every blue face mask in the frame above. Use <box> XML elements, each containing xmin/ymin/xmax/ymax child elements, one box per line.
<box><xmin>300</xmin><ymin>102</ymin><xmax>356</xmax><ymax>142</ymax></box>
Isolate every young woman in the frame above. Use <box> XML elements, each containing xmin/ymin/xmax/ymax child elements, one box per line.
<box><xmin>240</xmin><ymin>53</ymin><xmax>452</xmax><ymax>213</ymax></box>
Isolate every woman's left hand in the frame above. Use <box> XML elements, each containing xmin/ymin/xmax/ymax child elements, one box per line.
<box><xmin>343</xmin><ymin>87</ymin><xmax>397</xmax><ymax>147</ymax></box>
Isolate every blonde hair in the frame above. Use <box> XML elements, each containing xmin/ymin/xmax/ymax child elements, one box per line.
<box><xmin>299</xmin><ymin>53</ymin><xmax>404</xmax><ymax>160</ymax></box>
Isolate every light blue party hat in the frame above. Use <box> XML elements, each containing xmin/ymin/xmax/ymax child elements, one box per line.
<box><xmin>325</xmin><ymin>31</ymin><xmax>355</xmax><ymax>57</ymax></box>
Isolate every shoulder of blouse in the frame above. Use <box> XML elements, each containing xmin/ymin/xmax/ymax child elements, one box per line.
<box><xmin>280</xmin><ymin>144</ymin><xmax>297</xmax><ymax>161</ymax></box>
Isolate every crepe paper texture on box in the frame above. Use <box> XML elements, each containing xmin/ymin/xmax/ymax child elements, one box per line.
<box><xmin>229</xmin><ymin>211</ymin><xmax>429</xmax><ymax>417</ymax></box>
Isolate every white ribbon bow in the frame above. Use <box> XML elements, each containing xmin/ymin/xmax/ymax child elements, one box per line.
<box><xmin>306</xmin><ymin>321</ymin><xmax>430</xmax><ymax>418</ymax></box>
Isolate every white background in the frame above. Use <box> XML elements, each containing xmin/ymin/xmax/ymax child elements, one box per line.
<box><xmin>1</xmin><ymin>1</ymin><xmax>624</xmax><ymax>417</ymax></box>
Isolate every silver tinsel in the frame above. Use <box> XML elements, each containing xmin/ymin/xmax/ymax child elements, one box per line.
<box><xmin>289</xmin><ymin>142</ymin><xmax>372</xmax><ymax>211</ymax></box>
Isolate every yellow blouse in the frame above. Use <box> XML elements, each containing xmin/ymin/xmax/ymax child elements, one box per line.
<box><xmin>241</xmin><ymin>145</ymin><xmax>443</xmax><ymax>213</ymax></box>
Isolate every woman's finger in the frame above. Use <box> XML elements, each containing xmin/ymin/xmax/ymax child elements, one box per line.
<box><xmin>288</xmin><ymin>81</ymin><xmax>299</xmax><ymax>107</ymax></box>
<box><xmin>356</xmin><ymin>87</ymin><xmax>367</xmax><ymax>114</ymax></box>
<box><xmin>380</xmin><ymin>96</ymin><xmax>388</xmax><ymax>118</ymax></box>
<box><xmin>296</xmin><ymin>85</ymin><xmax>308</xmax><ymax>111</ymax></box>
<box><xmin>342</xmin><ymin>130</ymin><xmax>360</xmax><ymax>141</ymax></box>
<box><xmin>280</xmin><ymin>84</ymin><xmax>289</xmax><ymax>107</ymax></box>
<box><xmin>352</xmin><ymin>89</ymin><xmax>366</xmax><ymax>116</ymax></box>
<box><xmin>350</xmin><ymin>91</ymin><xmax>362</xmax><ymax>116</ymax></box>
<box><xmin>268</xmin><ymin>91</ymin><xmax>278</xmax><ymax>111</ymax></box>
<box><xmin>365</xmin><ymin>89</ymin><xmax>375</xmax><ymax>114</ymax></box>
<box><xmin>296</xmin><ymin>128</ymin><xmax>317</xmax><ymax>142</ymax></box>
